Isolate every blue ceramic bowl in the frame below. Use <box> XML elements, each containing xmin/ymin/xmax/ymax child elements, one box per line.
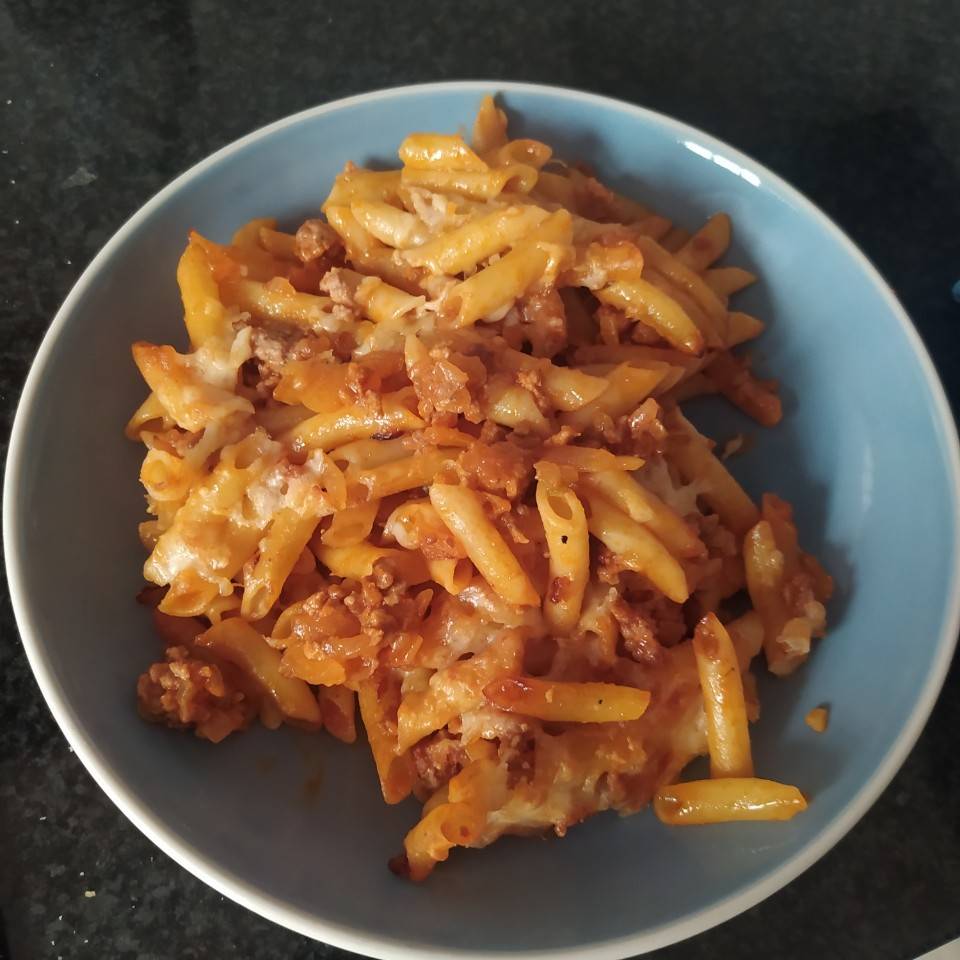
<box><xmin>6</xmin><ymin>82</ymin><xmax>959</xmax><ymax>959</ymax></box>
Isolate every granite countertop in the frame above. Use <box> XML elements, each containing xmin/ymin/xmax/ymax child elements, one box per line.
<box><xmin>1</xmin><ymin>1</ymin><xmax>958</xmax><ymax>957</ymax></box>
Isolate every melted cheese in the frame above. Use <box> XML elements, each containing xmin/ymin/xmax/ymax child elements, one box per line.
<box><xmin>144</xmin><ymin>434</ymin><xmax>334</xmax><ymax>605</ymax></box>
<box><xmin>636</xmin><ymin>456</ymin><xmax>704</xmax><ymax>518</ymax></box>
<box><xmin>403</xmin><ymin>187</ymin><xmax>466</xmax><ymax>233</ymax></box>
<box><xmin>189</xmin><ymin>325</ymin><xmax>253</xmax><ymax>390</ymax></box>
<box><xmin>133</xmin><ymin>326</ymin><xmax>254</xmax><ymax>433</ymax></box>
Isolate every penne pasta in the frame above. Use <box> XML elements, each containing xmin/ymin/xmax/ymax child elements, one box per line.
<box><xmin>255</xmin><ymin>402</ymin><xmax>314</xmax><ymax>436</ymax></box>
<box><xmin>471</xmin><ymin>94</ymin><xmax>508</xmax><ymax>154</ymax></box>
<box><xmin>401</xmin><ymin>205</ymin><xmax>548</xmax><ymax>275</ymax></box>
<box><xmin>581</xmin><ymin>490</ymin><xmax>690</xmax><ymax>603</ymax></box>
<box><xmin>446</xmin><ymin>209</ymin><xmax>574</xmax><ymax>326</ymax></box>
<box><xmin>693</xmin><ymin>614</ymin><xmax>754</xmax><ymax>778</ymax></box>
<box><xmin>319</xmin><ymin>499</ymin><xmax>380</xmax><ymax>547</ymax></box>
<box><xmin>315</xmin><ymin>543</ymin><xmax>431</xmax><ymax>584</ymax></box>
<box><xmin>354</xmin><ymin>275</ymin><xmax>426</xmax><ymax>326</ymax></box>
<box><xmin>132</xmin><ymin>339</ymin><xmax>253</xmax><ymax>431</ymax></box>
<box><xmin>399</xmin><ymin>133</ymin><xmax>489</xmax><ymax>171</ymax></box>
<box><xmin>429</xmin><ymin>484</ymin><xmax>539</xmax><ymax>607</ymax></box>
<box><xmin>401</xmin><ymin>801</ymin><xmax>483</xmax><ymax>881</ymax></box>
<box><xmin>351</xmin><ymin>199</ymin><xmax>430</xmax><ymax>248</ymax></box>
<box><xmin>318</xmin><ymin>685</ymin><xmax>357</xmax><ymax>743</ymax></box>
<box><xmin>195</xmin><ymin>619</ymin><xmax>322</xmax><ymax>727</ymax></box>
<box><xmin>401</xmin><ymin>165</ymin><xmax>538</xmax><ymax>200</ymax></box>
<box><xmin>537</xmin><ymin>445</ymin><xmax>644</xmax><ymax>473</ymax></box>
<box><xmin>129</xmin><ymin>95</ymin><xmax>827</xmax><ymax>881</ymax></box>
<box><xmin>327</xmin><ymin>435</ymin><xmax>413</xmax><ymax>470</ymax></box>
<box><xmin>664</xmin><ymin>407</ymin><xmax>759</xmax><ymax>537</ymax></box>
<box><xmin>483</xmin><ymin>138</ymin><xmax>552</xmax><ymax>170</ymax></box>
<box><xmin>496</xmin><ymin>350</ymin><xmax>608</xmax><ymax>411</ymax></box>
<box><xmin>726</xmin><ymin>609</ymin><xmax>766</xmax><ymax>671</ymax></box>
<box><xmin>705</xmin><ymin>266</ymin><xmax>757</xmax><ymax>298</ymax></box>
<box><xmin>654</xmin><ymin>777</ymin><xmax>807</xmax><ymax>824</ymax></box>
<box><xmin>704</xmin><ymin>351</ymin><xmax>782</xmax><ymax>426</ymax></box>
<box><xmin>125</xmin><ymin>392</ymin><xmax>170</xmax><ymax>439</ymax></box>
<box><xmin>323</xmin><ymin>167</ymin><xmax>403</xmax><ymax>210</ymax></box>
<box><xmin>675</xmin><ymin>213</ymin><xmax>732</xmax><ymax>272</ymax></box>
<box><xmin>241</xmin><ymin>508</ymin><xmax>322</xmax><ymax>620</ymax></box>
<box><xmin>596</xmin><ymin>278</ymin><xmax>705</xmax><ymax>355</ymax></box>
<box><xmin>536</xmin><ymin>481</ymin><xmax>590</xmax><ymax>632</ymax></box>
<box><xmin>633</xmin><ymin>235</ymin><xmax>729</xmax><ymax>325</ymax></box>
<box><xmin>221</xmin><ymin>277</ymin><xmax>335</xmax><ymax>331</ymax></box>
<box><xmin>258</xmin><ymin>227</ymin><xmax>298</xmax><ymax>260</ymax></box>
<box><xmin>384</xmin><ymin>499</ymin><xmax>466</xmax><ymax>559</ymax></box>
<box><xmin>324</xmin><ymin>204</ymin><xmax>383</xmax><ymax>259</ymax></box>
<box><xmin>397</xmin><ymin>629</ymin><xmax>524</xmax><ymax>751</ymax></box>
<box><xmin>530</xmin><ymin>169</ymin><xmax>577</xmax><ymax>207</ymax></box>
<box><xmin>426</xmin><ymin>557</ymin><xmax>474</xmax><ymax>594</ymax></box>
<box><xmin>660</xmin><ymin>225</ymin><xmax>691</xmax><ymax>253</ymax></box>
<box><xmin>232</xmin><ymin>217</ymin><xmax>277</xmax><ymax>248</ymax></box>
<box><xmin>562</xmin><ymin>362</ymin><xmax>668</xmax><ymax>430</ymax></box>
<box><xmin>352</xmin><ymin>448</ymin><xmax>458</xmax><ymax>500</ymax></box>
<box><xmin>483</xmin><ymin>676</ymin><xmax>650</xmax><ymax>723</ymax></box>
<box><xmin>483</xmin><ymin>378</ymin><xmax>550</xmax><ymax>430</ymax></box>
<box><xmin>358</xmin><ymin>672</ymin><xmax>415</xmax><ymax>804</ymax></box>
<box><xmin>580</xmin><ymin>470</ymin><xmax>705</xmax><ymax>559</ymax></box>
<box><xmin>176</xmin><ymin>240</ymin><xmax>229</xmax><ymax>346</ymax></box>
<box><xmin>283</xmin><ymin>392</ymin><xmax>425</xmax><ymax>451</ymax></box>
<box><xmin>725</xmin><ymin>310</ymin><xmax>765</xmax><ymax>346</ymax></box>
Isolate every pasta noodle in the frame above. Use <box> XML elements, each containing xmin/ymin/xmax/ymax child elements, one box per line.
<box><xmin>129</xmin><ymin>95</ymin><xmax>832</xmax><ymax>881</ymax></box>
<box><xmin>536</xmin><ymin>481</ymin><xmax>589</xmax><ymax>633</ymax></box>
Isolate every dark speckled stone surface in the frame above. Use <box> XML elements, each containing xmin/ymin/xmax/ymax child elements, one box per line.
<box><xmin>1</xmin><ymin>1</ymin><xmax>959</xmax><ymax>958</ymax></box>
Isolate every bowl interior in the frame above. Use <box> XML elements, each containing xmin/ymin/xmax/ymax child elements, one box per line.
<box><xmin>7</xmin><ymin>84</ymin><xmax>959</xmax><ymax>957</ymax></box>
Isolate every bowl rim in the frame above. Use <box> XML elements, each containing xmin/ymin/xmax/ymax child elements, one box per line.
<box><xmin>5</xmin><ymin>79</ymin><xmax>960</xmax><ymax>960</ymax></box>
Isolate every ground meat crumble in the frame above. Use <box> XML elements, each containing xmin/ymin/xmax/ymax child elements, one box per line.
<box><xmin>407</xmin><ymin>345</ymin><xmax>485</xmax><ymax>423</ymax></box>
<box><xmin>137</xmin><ymin>646</ymin><xmax>255</xmax><ymax>742</ymax></box>
<box><xmin>454</xmin><ymin>440</ymin><xmax>534</xmax><ymax>500</ymax></box>
<box><xmin>295</xmin><ymin>218</ymin><xmax>342</xmax><ymax>263</ymax></box>
<box><xmin>519</xmin><ymin>289</ymin><xmax>567</xmax><ymax>358</ymax></box>
<box><xmin>247</xmin><ymin>328</ymin><xmax>330</xmax><ymax>397</ymax></box>
<box><xmin>410</xmin><ymin>731</ymin><xmax>467</xmax><ymax>791</ymax></box>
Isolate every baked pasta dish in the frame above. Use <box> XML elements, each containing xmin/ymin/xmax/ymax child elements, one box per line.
<box><xmin>129</xmin><ymin>95</ymin><xmax>832</xmax><ymax>880</ymax></box>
